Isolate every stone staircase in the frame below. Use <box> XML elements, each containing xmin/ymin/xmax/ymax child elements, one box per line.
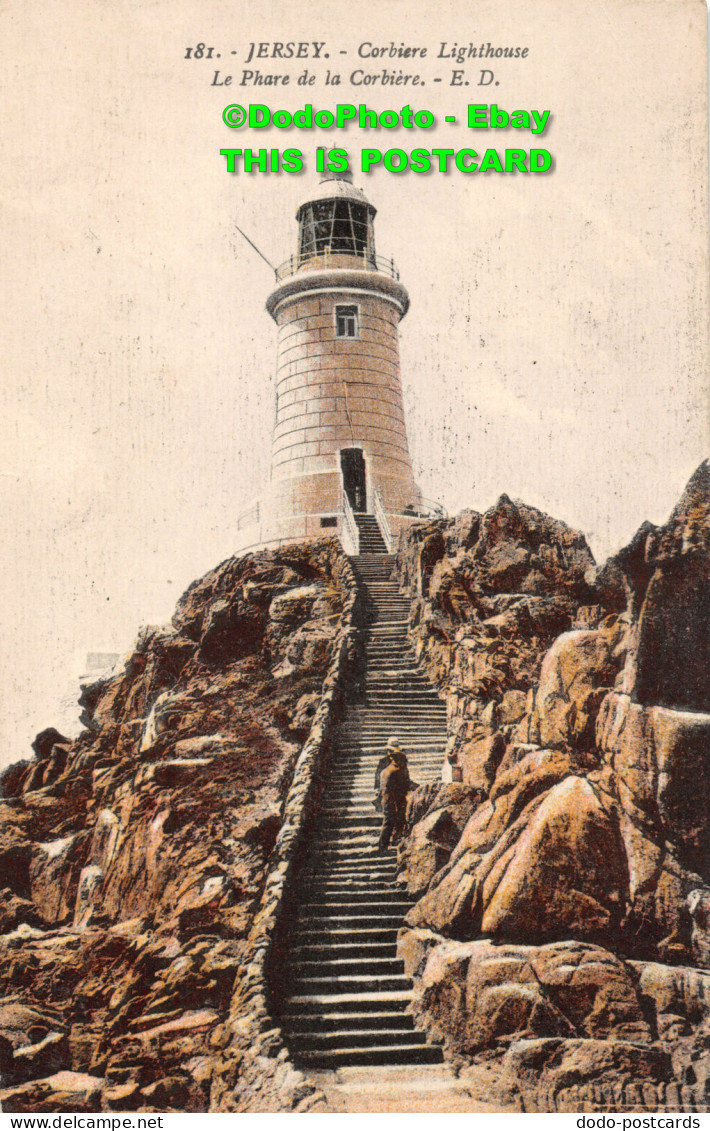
<box><xmin>353</xmin><ymin>513</ymin><xmax>387</xmax><ymax>554</ymax></box>
<box><xmin>278</xmin><ymin>553</ymin><xmax>448</xmax><ymax>1069</ymax></box>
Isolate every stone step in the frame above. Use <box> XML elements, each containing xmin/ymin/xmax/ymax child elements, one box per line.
<box><xmin>354</xmin><ymin>697</ymin><xmax>446</xmax><ymax>705</ymax></box>
<box><xmin>293</xmin><ymin>942</ymin><xmax>398</xmax><ymax>961</ymax></box>
<box><xmin>324</xmin><ymin>783</ymin><xmax>438</xmax><ymax>795</ymax></box>
<box><xmin>335</xmin><ymin>747</ymin><xmax>445</xmax><ymax>756</ymax></box>
<box><xmin>339</xmin><ymin>723</ymin><xmax>446</xmax><ymax>732</ymax></box>
<box><xmin>289</xmin><ymin>973</ymin><xmax>412</xmax><ymax>995</ymax></box>
<box><xmin>364</xmin><ymin>644</ymin><xmax>413</xmax><ymax>651</ymax></box>
<box><xmin>297</xmin><ymin>893</ymin><xmax>399</xmax><ymax>909</ymax></box>
<box><xmin>366</xmin><ymin>654</ymin><xmax>417</xmax><ymax>660</ymax></box>
<box><xmin>303</xmin><ymin>847</ymin><xmax>400</xmax><ymax>862</ymax></box>
<box><xmin>365</xmin><ymin>604</ymin><xmax>410</xmax><ymax>609</ymax></box>
<box><xmin>361</xmin><ymin>672</ymin><xmax>433</xmax><ymax>681</ymax></box>
<box><xmin>320</xmin><ymin>816</ymin><xmax>381</xmax><ymax>828</ymax></box>
<box><xmin>365</xmin><ymin>647</ymin><xmax>414</xmax><ymax>652</ymax></box>
<box><xmin>350</xmin><ymin>712</ymin><xmax>447</xmax><ymax>721</ymax></box>
<box><xmin>330</xmin><ymin>754</ymin><xmax>445</xmax><ymax>766</ymax></box>
<box><xmin>292</xmin><ymin>927</ymin><xmax>400</xmax><ymax>946</ymax></box>
<box><xmin>334</xmin><ymin>746</ymin><xmax>443</xmax><ymax>755</ymax></box>
<box><xmin>367</xmin><ymin>663</ymin><xmax>419</xmax><ymax>670</ymax></box>
<box><xmin>367</xmin><ymin>624</ymin><xmax>411</xmax><ymax>631</ymax></box>
<box><xmin>365</xmin><ymin>635</ymin><xmax>411</xmax><ymax>641</ymax></box>
<box><xmin>366</xmin><ymin>617</ymin><xmax>408</xmax><ymax>621</ymax></box>
<box><xmin>296</xmin><ymin>915</ymin><xmax>405</xmax><ymax>931</ymax></box>
<box><xmin>365</xmin><ymin>651</ymin><xmax>415</xmax><ymax>659</ymax></box>
<box><xmin>284</xmin><ymin>1028</ymin><xmax>425</xmax><ymax>1052</ymax></box>
<box><xmin>362</xmin><ymin>677</ymin><xmax>431</xmax><ymax>686</ymax></box>
<box><xmin>336</xmin><ymin>738</ymin><xmax>446</xmax><ymax>746</ymax></box>
<box><xmin>368</xmin><ymin>620</ymin><xmax>410</xmax><ymax>627</ymax></box>
<box><xmin>321</xmin><ymin>832</ymin><xmax>388</xmax><ymax>841</ymax></box>
<box><xmin>341</xmin><ymin>723</ymin><xmax>447</xmax><ymax>730</ymax></box>
<box><xmin>323</xmin><ymin>786</ymin><xmax>436</xmax><ymax>800</ymax></box>
<box><xmin>292</xmin><ymin>1043</ymin><xmax>443</xmax><ymax>1068</ymax></box>
<box><xmin>327</xmin><ymin>772</ymin><xmax>442</xmax><ymax>781</ymax></box>
<box><xmin>328</xmin><ymin>753</ymin><xmax>445</xmax><ymax>764</ymax></box>
<box><xmin>352</xmin><ymin>708</ymin><xmax>446</xmax><ymax>715</ymax></box>
<box><xmin>302</xmin><ymin>882</ymin><xmax>407</xmax><ymax>896</ymax></box>
<box><xmin>323</xmin><ymin>783</ymin><xmax>436</xmax><ymax>796</ymax></box>
<box><xmin>284</xmin><ymin>1010</ymin><xmax>415</xmax><ymax>1033</ymax></box>
<box><xmin>354</xmin><ymin>684</ymin><xmax>442</xmax><ymax>692</ymax></box>
<box><xmin>303</xmin><ymin>858</ymin><xmax>399</xmax><ymax>873</ymax></box>
<box><xmin>327</xmin><ymin>750</ymin><xmax>443</xmax><ymax>760</ymax></box>
<box><xmin>335</xmin><ymin>749</ymin><xmax>445</xmax><ymax>758</ymax></box>
<box><xmin>303</xmin><ymin>862</ymin><xmax>399</xmax><ymax>877</ymax></box>
<box><xmin>282</xmin><ymin>990</ymin><xmax>410</xmax><ymax>1016</ymax></box>
<box><xmin>335</xmin><ymin>746</ymin><xmax>445</xmax><ymax>754</ymax></box>
<box><xmin>358</xmin><ymin>701</ymin><xmax>443</xmax><ymax>708</ymax></box>
<box><xmin>292</xmin><ymin>957</ymin><xmax>405</xmax><ymax>978</ymax></box>
<box><xmin>336</xmin><ymin>738</ymin><xmax>446</xmax><ymax>747</ymax></box>
<box><xmin>329</xmin><ymin>754</ymin><xmax>445</xmax><ymax>762</ymax></box>
<box><xmin>299</xmin><ymin>891</ymin><xmax>412</xmax><ymax>906</ymax></box>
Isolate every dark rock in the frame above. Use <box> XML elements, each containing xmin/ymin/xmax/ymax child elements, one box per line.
<box><xmin>32</xmin><ymin>729</ymin><xmax>70</xmax><ymax>762</ymax></box>
<box><xmin>11</xmin><ymin>1030</ymin><xmax>71</xmax><ymax>1083</ymax></box>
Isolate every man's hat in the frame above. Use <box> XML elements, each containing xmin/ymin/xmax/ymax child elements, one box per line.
<box><xmin>387</xmin><ymin>736</ymin><xmax>400</xmax><ymax>749</ymax></box>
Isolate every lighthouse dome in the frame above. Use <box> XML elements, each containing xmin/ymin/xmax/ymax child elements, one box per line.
<box><xmin>296</xmin><ymin>170</ymin><xmax>375</xmax><ymax>216</ymax></box>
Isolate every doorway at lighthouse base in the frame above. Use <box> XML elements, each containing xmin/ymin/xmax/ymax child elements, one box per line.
<box><xmin>340</xmin><ymin>449</ymin><xmax>367</xmax><ymax>514</ymax></box>
<box><xmin>273</xmin><ymin>551</ymin><xmax>449</xmax><ymax>1069</ymax></box>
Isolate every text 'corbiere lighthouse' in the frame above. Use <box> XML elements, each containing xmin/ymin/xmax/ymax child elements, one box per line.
<box><xmin>236</xmin><ymin>169</ymin><xmax>441</xmax><ymax>554</ymax></box>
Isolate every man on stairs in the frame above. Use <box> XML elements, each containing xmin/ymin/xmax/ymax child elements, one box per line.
<box><xmin>376</xmin><ymin>736</ymin><xmax>411</xmax><ymax>851</ymax></box>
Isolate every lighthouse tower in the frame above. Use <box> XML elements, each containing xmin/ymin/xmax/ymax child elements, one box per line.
<box><xmin>236</xmin><ymin>170</ymin><xmax>431</xmax><ymax>554</ymax></box>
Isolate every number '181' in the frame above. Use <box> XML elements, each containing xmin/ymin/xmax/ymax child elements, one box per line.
<box><xmin>185</xmin><ymin>44</ymin><xmax>215</xmax><ymax>59</ymax></box>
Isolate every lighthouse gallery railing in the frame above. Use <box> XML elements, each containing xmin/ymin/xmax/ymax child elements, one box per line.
<box><xmin>275</xmin><ymin>251</ymin><xmax>400</xmax><ymax>282</ymax></box>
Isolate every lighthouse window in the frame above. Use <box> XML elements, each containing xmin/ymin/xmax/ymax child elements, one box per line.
<box><xmin>298</xmin><ymin>200</ymin><xmax>375</xmax><ymax>263</ymax></box>
<box><xmin>335</xmin><ymin>305</ymin><xmax>359</xmax><ymax>338</ymax></box>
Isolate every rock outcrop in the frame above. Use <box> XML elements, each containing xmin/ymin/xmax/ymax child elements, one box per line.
<box><xmin>394</xmin><ymin>464</ymin><xmax>710</xmax><ymax>1109</ymax></box>
<box><xmin>0</xmin><ymin>541</ymin><xmax>355</xmax><ymax>1113</ymax></box>
<box><xmin>3</xmin><ymin>462</ymin><xmax>709</xmax><ymax>1113</ymax></box>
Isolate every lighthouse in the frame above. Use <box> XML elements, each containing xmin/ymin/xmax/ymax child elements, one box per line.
<box><xmin>236</xmin><ymin>170</ymin><xmax>435</xmax><ymax>554</ymax></box>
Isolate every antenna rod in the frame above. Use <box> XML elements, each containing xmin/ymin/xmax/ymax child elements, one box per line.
<box><xmin>234</xmin><ymin>223</ymin><xmax>276</xmax><ymax>272</ymax></box>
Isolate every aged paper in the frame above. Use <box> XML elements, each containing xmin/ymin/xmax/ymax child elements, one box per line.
<box><xmin>0</xmin><ymin>0</ymin><xmax>708</xmax><ymax>1116</ymax></box>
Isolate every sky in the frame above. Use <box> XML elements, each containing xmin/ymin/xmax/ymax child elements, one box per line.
<box><xmin>1</xmin><ymin>0</ymin><xmax>708</xmax><ymax>767</ymax></box>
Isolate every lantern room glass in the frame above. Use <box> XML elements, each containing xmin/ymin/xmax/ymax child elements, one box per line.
<box><xmin>298</xmin><ymin>200</ymin><xmax>376</xmax><ymax>265</ymax></box>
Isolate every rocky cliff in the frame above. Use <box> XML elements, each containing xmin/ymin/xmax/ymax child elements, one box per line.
<box><xmin>0</xmin><ymin>541</ymin><xmax>355</xmax><ymax>1113</ymax></box>
<box><xmin>394</xmin><ymin>462</ymin><xmax>710</xmax><ymax>1111</ymax></box>
<box><xmin>2</xmin><ymin>464</ymin><xmax>709</xmax><ymax>1114</ymax></box>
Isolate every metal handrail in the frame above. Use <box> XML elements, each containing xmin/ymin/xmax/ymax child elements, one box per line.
<box><xmin>342</xmin><ymin>493</ymin><xmax>360</xmax><ymax>555</ymax></box>
<box><xmin>419</xmin><ymin>497</ymin><xmax>447</xmax><ymax>518</ymax></box>
<box><xmin>373</xmin><ymin>490</ymin><xmax>393</xmax><ymax>553</ymax></box>
<box><xmin>398</xmin><ymin>498</ymin><xmax>447</xmax><ymax>520</ymax></box>
<box><xmin>275</xmin><ymin>251</ymin><xmax>400</xmax><ymax>282</ymax></box>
